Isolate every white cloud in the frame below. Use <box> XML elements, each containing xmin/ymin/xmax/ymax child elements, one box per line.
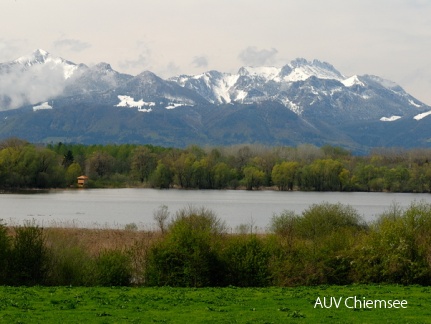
<box><xmin>0</xmin><ymin>62</ymin><xmax>67</xmax><ymax>110</ymax></box>
<box><xmin>238</xmin><ymin>47</ymin><xmax>278</xmax><ymax>66</ymax></box>
<box><xmin>192</xmin><ymin>56</ymin><xmax>208</xmax><ymax>68</ymax></box>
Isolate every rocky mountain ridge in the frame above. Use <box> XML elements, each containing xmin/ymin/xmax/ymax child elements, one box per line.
<box><xmin>0</xmin><ymin>49</ymin><xmax>430</xmax><ymax>152</ymax></box>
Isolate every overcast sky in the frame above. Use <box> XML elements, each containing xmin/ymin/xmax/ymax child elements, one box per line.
<box><xmin>1</xmin><ymin>0</ymin><xmax>431</xmax><ymax>104</ymax></box>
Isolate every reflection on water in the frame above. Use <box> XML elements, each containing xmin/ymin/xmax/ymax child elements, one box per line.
<box><xmin>1</xmin><ymin>189</ymin><xmax>431</xmax><ymax>231</ymax></box>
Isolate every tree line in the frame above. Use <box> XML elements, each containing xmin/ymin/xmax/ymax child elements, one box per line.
<box><xmin>1</xmin><ymin>137</ymin><xmax>431</xmax><ymax>192</ymax></box>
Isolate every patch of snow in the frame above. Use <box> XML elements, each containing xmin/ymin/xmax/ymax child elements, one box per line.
<box><xmin>414</xmin><ymin>111</ymin><xmax>431</xmax><ymax>121</ymax></box>
<box><xmin>234</xmin><ymin>90</ymin><xmax>247</xmax><ymax>102</ymax></box>
<box><xmin>33</xmin><ymin>102</ymin><xmax>52</xmax><ymax>111</ymax></box>
<box><xmin>280</xmin><ymin>98</ymin><xmax>302</xmax><ymax>115</ymax></box>
<box><xmin>164</xmin><ymin>95</ymin><xmax>195</xmax><ymax>106</ymax></box>
<box><xmin>138</xmin><ymin>108</ymin><xmax>152</xmax><ymax>113</ymax></box>
<box><xmin>283</xmin><ymin>63</ymin><xmax>344</xmax><ymax>82</ymax></box>
<box><xmin>342</xmin><ymin>75</ymin><xmax>365</xmax><ymax>87</ymax></box>
<box><xmin>204</xmin><ymin>74</ymin><xmax>239</xmax><ymax>104</ymax></box>
<box><xmin>330</xmin><ymin>87</ymin><xmax>343</xmax><ymax>96</ymax></box>
<box><xmin>240</xmin><ymin>66</ymin><xmax>280</xmax><ymax>80</ymax></box>
<box><xmin>165</xmin><ymin>103</ymin><xmax>186</xmax><ymax>109</ymax></box>
<box><xmin>116</xmin><ymin>95</ymin><xmax>155</xmax><ymax>109</ymax></box>
<box><xmin>408</xmin><ymin>99</ymin><xmax>422</xmax><ymax>108</ymax></box>
<box><xmin>380</xmin><ymin>116</ymin><xmax>402</xmax><ymax>122</ymax></box>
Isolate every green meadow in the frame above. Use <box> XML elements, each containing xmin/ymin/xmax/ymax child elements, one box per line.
<box><xmin>0</xmin><ymin>285</ymin><xmax>429</xmax><ymax>323</ymax></box>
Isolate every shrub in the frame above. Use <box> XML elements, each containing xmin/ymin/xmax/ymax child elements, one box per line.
<box><xmin>269</xmin><ymin>203</ymin><xmax>366</xmax><ymax>286</ymax></box>
<box><xmin>96</xmin><ymin>249</ymin><xmax>132</xmax><ymax>286</ymax></box>
<box><xmin>270</xmin><ymin>210</ymin><xmax>299</xmax><ymax>244</ymax></box>
<box><xmin>9</xmin><ymin>222</ymin><xmax>47</xmax><ymax>285</ymax></box>
<box><xmin>296</xmin><ymin>203</ymin><xmax>365</xmax><ymax>240</ymax></box>
<box><xmin>221</xmin><ymin>235</ymin><xmax>271</xmax><ymax>287</ymax></box>
<box><xmin>352</xmin><ymin>202</ymin><xmax>431</xmax><ymax>285</ymax></box>
<box><xmin>145</xmin><ymin>206</ymin><xmax>225</xmax><ymax>287</ymax></box>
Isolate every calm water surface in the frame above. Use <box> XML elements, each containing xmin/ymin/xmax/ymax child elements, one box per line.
<box><xmin>1</xmin><ymin>189</ymin><xmax>431</xmax><ymax>230</ymax></box>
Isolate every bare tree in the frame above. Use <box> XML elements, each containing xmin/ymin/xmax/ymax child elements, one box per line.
<box><xmin>153</xmin><ymin>205</ymin><xmax>170</xmax><ymax>234</ymax></box>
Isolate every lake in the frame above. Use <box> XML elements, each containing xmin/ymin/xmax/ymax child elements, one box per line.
<box><xmin>1</xmin><ymin>189</ymin><xmax>431</xmax><ymax>231</ymax></box>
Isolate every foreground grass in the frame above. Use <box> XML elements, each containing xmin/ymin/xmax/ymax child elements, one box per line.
<box><xmin>0</xmin><ymin>285</ymin><xmax>430</xmax><ymax>323</ymax></box>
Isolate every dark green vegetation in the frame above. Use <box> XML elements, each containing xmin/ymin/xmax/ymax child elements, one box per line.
<box><xmin>0</xmin><ymin>285</ymin><xmax>429</xmax><ymax>323</ymax></box>
<box><xmin>3</xmin><ymin>202</ymin><xmax>431</xmax><ymax>287</ymax></box>
<box><xmin>2</xmin><ymin>137</ymin><xmax>431</xmax><ymax>192</ymax></box>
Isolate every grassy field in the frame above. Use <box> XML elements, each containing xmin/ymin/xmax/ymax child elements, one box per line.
<box><xmin>0</xmin><ymin>285</ymin><xmax>430</xmax><ymax>323</ymax></box>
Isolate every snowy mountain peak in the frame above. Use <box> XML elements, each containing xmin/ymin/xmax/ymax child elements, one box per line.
<box><xmin>342</xmin><ymin>75</ymin><xmax>365</xmax><ymax>87</ymax></box>
<box><xmin>14</xmin><ymin>49</ymin><xmax>51</xmax><ymax>66</ymax></box>
<box><xmin>237</xmin><ymin>66</ymin><xmax>280</xmax><ymax>79</ymax></box>
<box><xmin>169</xmin><ymin>58</ymin><xmax>350</xmax><ymax>107</ymax></box>
<box><xmin>11</xmin><ymin>49</ymin><xmax>79</xmax><ymax>79</ymax></box>
<box><xmin>282</xmin><ymin>58</ymin><xmax>345</xmax><ymax>82</ymax></box>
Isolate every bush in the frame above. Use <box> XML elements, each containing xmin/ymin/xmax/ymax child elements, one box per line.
<box><xmin>145</xmin><ymin>206</ymin><xmax>225</xmax><ymax>287</ymax></box>
<box><xmin>269</xmin><ymin>203</ymin><xmax>366</xmax><ymax>285</ymax></box>
<box><xmin>221</xmin><ymin>235</ymin><xmax>271</xmax><ymax>287</ymax></box>
<box><xmin>96</xmin><ymin>249</ymin><xmax>132</xmax><ymax>286</ymax></box>
<box><xmin>296</xmin><ymin>202</ymin><xmax>365</xmax><ymax>240</ymax></box>
<box><xmin>9</xmin><ymin>222</ymin><xmax>47</xmax><ymax>285</ymax></box>
<box><xmin>351</xmin><ymin>202</ymin><xmax>431</xmax><ymax>285</ymax></box>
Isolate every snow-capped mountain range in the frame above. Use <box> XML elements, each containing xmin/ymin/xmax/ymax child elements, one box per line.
<box><xmin>170</xmin><ymin>59</ymin><xmax>427</xmax><ymax>121</ymax></box>
<box><xmin>0</xmin><ymin>49</ymin><xmax>430</xmax><ymax>151</ymax></box>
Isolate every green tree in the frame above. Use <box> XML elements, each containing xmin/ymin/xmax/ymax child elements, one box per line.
<box><xmin>172</xmin><ymin>152</ymin><xmax>196</xmax><ymax>188</ymax></box>
<box><xmin>150</xmin><ymin>161</ymin><xmax>173</xmax><ymax>189</ymax></box>
<box><xmin>271</xmin><ymin>161</ymin><xmax>299</xmax><ymax>191</ymax></box>
<box><xmin>87</xmin><ymin>151</ymin><xmax>114</xmax><ymax>178</ymax></box>
<box><xmin>191</xmin><ymin>158</ymin><xmax>214</xmax><ymax>189</ymax></box>
<box><xmin>242</xmin><ymin>166</ymin><xmax>265</xmax><ymax>190</ymax></box>
<box><xmin>62</xmin><ymin>150</ymin><xmax>74</xmax><ymax>168</ymax></box>
<box><xmin>131</xmin><ymin>146</ymin><xmax>157</xmax><ymax>183</ymax></box>
<box><xmin>213</xmin><ymin>162</ymin><xmax>236</xmax><ymax>189</ymax></box>
<box><xmin>65</xmin><ymin>162</ymin><xmax>83</xmax><ymax>186</ymax></box>
<box><xmin>384</xmin><ymin>166</ymin><xmax>410</xmax><ymax>192</ymax></box>
<box><xmin>34</xmin><ymin>147</ymin><xmax>62</xmax><ymax>188</ymax></box>
<box><xmin>303</xmin><ymin>159</ymin><xmax>344</xmax><ymax>191</ymax></box>
<box><xmin>0</xmin><ymin>144</ymin><xmax>38</xmax><ymax>187</ymax></box>
<box><xmin>354</xmin><ymin>163</ymin><xmax>385</xmax><ymax>192</ymax></box>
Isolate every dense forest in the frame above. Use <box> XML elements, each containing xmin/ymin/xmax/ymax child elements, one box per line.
<box><xmin>1</xmin><ymin>137</ymin><xmax>431</xmax><ymax>192</ymax></box>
